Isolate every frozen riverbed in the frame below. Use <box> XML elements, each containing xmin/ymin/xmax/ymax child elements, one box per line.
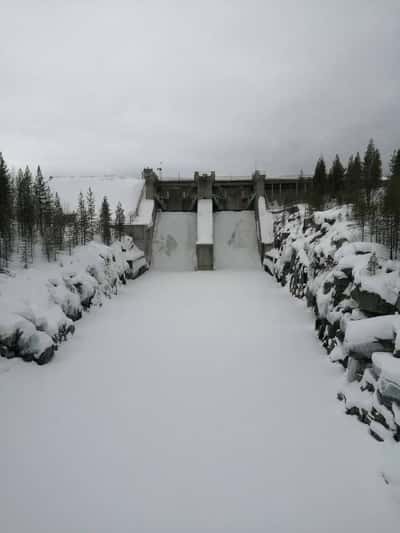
<box><xmin>0</xmin><ymin>270</ymin><xmax>399</xmax><ymax>532</ymax></box>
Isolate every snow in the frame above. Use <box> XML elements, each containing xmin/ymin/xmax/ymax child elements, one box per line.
<box><xmin>335</xmin><ymin>241</ymin><xmax>389</xmax><ymax>262</ymax></box>
<box><xmin>0</xmin><ymin>241</ymin><xmax>140</xmax><ymax>361</ymax></box>
<box><xmin>358</xmin><ymin>270</ymin><xmax>400</xmax><ymax>306</ymax></box>
<box><xmin>382</xmin><ymin>442</ymin><xmax>400</xmax><ymax>502</ymax></box>
<box><xmin>132</xmin><ymin>198</ymin><xmax>155</xmax><ymax>227</ymax></box>
<box><xmin>344</xmin><ymin>315</ymin><xmax>400</xmax><ymax>356</ymax></box>
<box><xmin>49</xmin><ymin>175</ymin><xmax>144</xmax><ymax>216</ymax></box>
<box><xmin>0</xmin><ymin>270</ymin><xmax>399</xmax><ymax>532</ymax></box>
<box><xmin>197</xmin><ymin>199</ymin><xmax>213</xmax><ymax>244</ymax></box>
<box><xmin>257</xmin><ymin>196</ymin><xmax>274</xmax><ymax>245</ymax></box>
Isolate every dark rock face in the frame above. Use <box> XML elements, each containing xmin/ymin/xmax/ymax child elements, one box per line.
<box><xmin>351</xmin><ymin>285</ymin><xmax>396</xmax><ymax>316</ymax></box>
<box><xmin>35</xmin><ymin>345</ymin><xmax>56</xmax><ymax>365</ymax></box>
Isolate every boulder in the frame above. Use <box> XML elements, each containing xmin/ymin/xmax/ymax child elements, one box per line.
<box><xmin>352</xmin><ymin>285</ymin><xmax>397</xmax><ymax>316</ymax></box>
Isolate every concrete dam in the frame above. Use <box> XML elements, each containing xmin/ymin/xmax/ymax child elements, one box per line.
<box><xmin>151</xmin><ymin>211</ymin><xmax>260</xmax><ymax>271</ymax></box>
<box><xmin>125</xmin><ymin>168</ymin><xmax>309</xmax><ymax>271</ymax></box>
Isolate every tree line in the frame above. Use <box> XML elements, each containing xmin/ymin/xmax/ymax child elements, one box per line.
<box><xmin>305</xmin><ymin>139</ymin><xmax>400</xmax><ymax>259</ymax></box>
<box><xmin>0</xmin><ymin>153</ymin><xmax>127</xmax><ymax>269</ymax></box>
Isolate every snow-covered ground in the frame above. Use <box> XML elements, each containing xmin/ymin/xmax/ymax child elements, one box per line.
<box><xmin>1</xmin><ymin>270</ymin><xmax>399</xmax><ymax>532</ymax></box>
<box><xmin>49</xmin><ymin>175</ymin><xmax>144</xmax><ymax>215</ymax></box>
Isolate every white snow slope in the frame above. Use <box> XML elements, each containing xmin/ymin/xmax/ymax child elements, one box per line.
<box><xmin>151</xmin><ymin>212</ymin><xmax>197</xmax><ymax>271</ymax></box>
<box><xmin>1</xmin><ymin>270</ymin><xmax>399</xmax><ymax>532</ymax></box>
<box><xmin>214</xmin><ymin>211</ymin><xmax>260</xmax><ymax>269</ymax></box>
<box><xmin>49</xmin><ymin>175</ymin><xmax>144</xmax><ymax>215</ymax></box>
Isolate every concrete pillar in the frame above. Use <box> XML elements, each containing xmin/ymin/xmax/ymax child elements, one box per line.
<box><xmin>142</xmin><ymin>168</ymin><xmax>158</xmax><ymax>200</ymax></box>
<box><xmin>252</xmin><ymin>170</ymin><xmax>266</xmax><ymax>200</ymax></box>
<box><xmin>195</xmin><ymin>171</ymin><xmax>215</xmax><ymax>200</ymax></box>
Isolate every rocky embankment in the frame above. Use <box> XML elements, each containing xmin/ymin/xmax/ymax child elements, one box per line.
<box><xmin>0</xmin><ymin>237</ymin><xmax>147</xmax><ymax>365</ymax></box>
<box><xmin>265</xmin><ymin>205</ymin><xmax>400</xmax><ymax>494</ymax></box>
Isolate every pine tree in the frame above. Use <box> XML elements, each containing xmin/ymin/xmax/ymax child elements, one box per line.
<box><xmin>114</xmin><ymin>202</ymin><xmax>125</xmax><ymax>241</ymax></box>
<box><xmin>367</xmin><ymin>252</ymin><xmax>379</xmax><ymax>275</ymax></box>
<box><xmin>72</xmin><ymin>212</ymin><xmax>80</xmax><ymax>249</ymax></box>
<box><xmin>86</xmin><ymin>187</ymin><xmax>96</xmax><ymax>241</ymax></box>
<box><xmin>17</xmin><ymin>167</ymin><xmax>35</xmax><ymax>267</ymax></box>
<box><xmin>382</xmin><ymin>158</ymin><xmax>400</xmax><ymax>259</ymax></box>
<box><xmin>42</xmin><ymin>186</ymin><xmax>55</xmax><ymax>261</ymax></box>
<box><xmin>389</xmin><ymin>149</ymin><xmax>400</xmax><ymax>179</ymax></box>
<box><xmin>99</xmin><ymin>196</ymin><xmax>112</xmax><ymax>245</ymax></box>
<box><xmin>310</xmin><ymin>157</ymin><xmax>327</xmax><ymax>209</ymax></box>
<box><xmin>353</xmin><ymin>189</ymin><xmax>368</xmax><ymax>241</ymax></box>
<box><xmin>53</xmin><ymin>193</ymin><xmax>65</xmax><ymax>255</ymax></box>
<box><xmin>329</xmin><ymin>155</ymin><xmax>345</xmax><ymax>200</ymax></box>
<box><xmin>77</xmin><ymin>192</ymin><xmax>89</xmax><ymax>245</ymax></box>
<box><xmin>363</xmin><ymin>139</ymin><xmax>382</xmax><ymax>205</ymax></box>
<box><xmin>34</xmin><ymin>165</ymin><xmax>47</xmax><ymax>235</ymax></box>
<box><xmin>0</xmin><ymin>153</ymin><xmax>13</xmax><ymax>267</ymax></box>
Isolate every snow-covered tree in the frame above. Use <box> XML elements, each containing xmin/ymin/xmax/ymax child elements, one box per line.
<box><xmin>86</xmin><ymin>187</ymin><xmax>96</xmax><ymax>241</ymax></box>
<box><xmin>77</xmin><ymin>192</ymin><xmax>89</xmax><ymax>245</ymax></box>
<box><xmin>114</xmin><ymin>201</ymin><xmax>125</xmax><ymax>241</ymax></box>
<box><xmin>99</xmin><ymin>196</ymin><xmax>112</xmax><ymax>245</ymax></box>
<box><xmin>0</xmin><ymin>153</ymin><xmax>14</xmax><ymax>267</ymax></box>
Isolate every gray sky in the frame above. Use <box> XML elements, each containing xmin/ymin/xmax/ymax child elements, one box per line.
<box><xmin>1</xmin><ymin>0</ymin><xmax>399</xmax><ymax>177</ymax></box>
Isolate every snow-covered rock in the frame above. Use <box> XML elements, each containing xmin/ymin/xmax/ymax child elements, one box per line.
<box><xmin>272</xmin><ymin>203</ymin><xmax>400</xmax><ymax>444</ymax></box>
<box><xmin>0</xmin><ymin>311</ymin><xmax>55</xmax><ymax>364</ymax></box>
<box><xmin>0</xmin><ymin>240</ymin><xmax>147</xmax><ymax>365</ymax></box>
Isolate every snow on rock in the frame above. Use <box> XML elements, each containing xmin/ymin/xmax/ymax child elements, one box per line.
<box><xmin>197</xmin><ymin>199</ymin><xmax>213</xmax><ymax>244</ymax></box>
<box><xmin>344</xmin><ymin>315</ymin><xmax>400</xmax><ymax>360</ymax></box>
<box><xmin>334</xmin><ymin>241</ymin><xmax>389</xmax><ymax>262</ymax></box>
<box><xmin>356</xmin><ymin>270</ymin><xmax>400</xmax><ymax>308</ymax></box>
<box><xmin>272</xmin><ymin>203</ymin><xmax>400</xmax><ymax>445</ymax></box>
<box><xmin>0</xmin><ymin>311</ymin><xmax>55</xmax><ymax>364</ymax></box>
<box><xmin>120</xmin><ymin>236</ymin><xmax>149</xmax><ymax>278</ymax></box>
<box><xmin>0</xmin><ymin>241</ymin><xmax>147</xmax><ymax>365</ymax></box>
<box><xmin>48</xmin><ymin>276</ymin><xmax>82</xmax><ymax>321</ymax></box>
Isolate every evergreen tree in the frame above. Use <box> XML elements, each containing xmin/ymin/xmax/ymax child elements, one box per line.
<box><xmin>382</xmin><ymin>154</ymin><xmax>400</xmax><ymax>259</ymax></box>
<box><xmin>389</xmin><ymin>149</ymin><xmax>400</xmax><ymax>178</ymax></box>
<box><xmin>53</xmin><ymin>193</ymin><xmax>65</xmax><ymax>255</ymax></box>
<box><xmin>34</xmin><ymin>165</ymin><xmax>47</xmax><ymax>235</ymax></box>
<box><xmin>114</xmin><ymin>202</ymin><xmax>125</xmax><ymax>240</ymax></box>
<box><xmin>86</xmin><ymin>187</ymin><xmax>96</xmax><ymax>241</ymax></box>
<box><xmin>17</xmin><ymin>167</ymin><xmax>35</xmax><ymax>267</ymax></box>
<box><xmin>367</xmin><ymin>252</ymin><xmax>379</xmax><ymax>275</ymax></box>
<box><xmin>77</xmin><ymin>192</ymin><xmax>89</xmax><ymax>245</ymax></box>
<box><xmin>0</xmin><ymin>153</ymin><xmax>13</xmax><ymax>267</ymax></box>
<box><xmin>353</xmin><ymin>189</ymin><xmax>368</xmax><ymax>241</ymax></box>
<box><xmin>99</xmin><ymin>196</ymin><xmax>112</xmax><ymax>245</ymax></box>
<box><xmin>72</xmin><ymin>212</ymin><xmax>80</xmax><ymax>249</ymax></box>
<box><xmin>310</xmin><ymin>157</ymin><xmax>327</xmax><ymax>209</ymax></box>
<box><xmin>363</xmin><ymin>139</ymin><xmax>382</xmax><ymax>204</ymax></box>
<box><xmin>329</xmin><ymin>154</ymin><xmax>345</xmax><ymax>200</ymax></box>
<box><xmin>42</xmin><ymin>186</ymin><xmax>55</xmax><ymax>261</ymax></box>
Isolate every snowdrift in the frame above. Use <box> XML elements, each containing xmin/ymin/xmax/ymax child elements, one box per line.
<box><xmin>0</xmin><ymin>237</ymin><xmax>147</xmax><ymax>364</ymax></box>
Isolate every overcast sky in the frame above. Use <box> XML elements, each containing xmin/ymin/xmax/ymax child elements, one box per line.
<box><xmin>1</xmin><ymin>0</ymin><xmax>399</xmax><ymax>177</ymax></box>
